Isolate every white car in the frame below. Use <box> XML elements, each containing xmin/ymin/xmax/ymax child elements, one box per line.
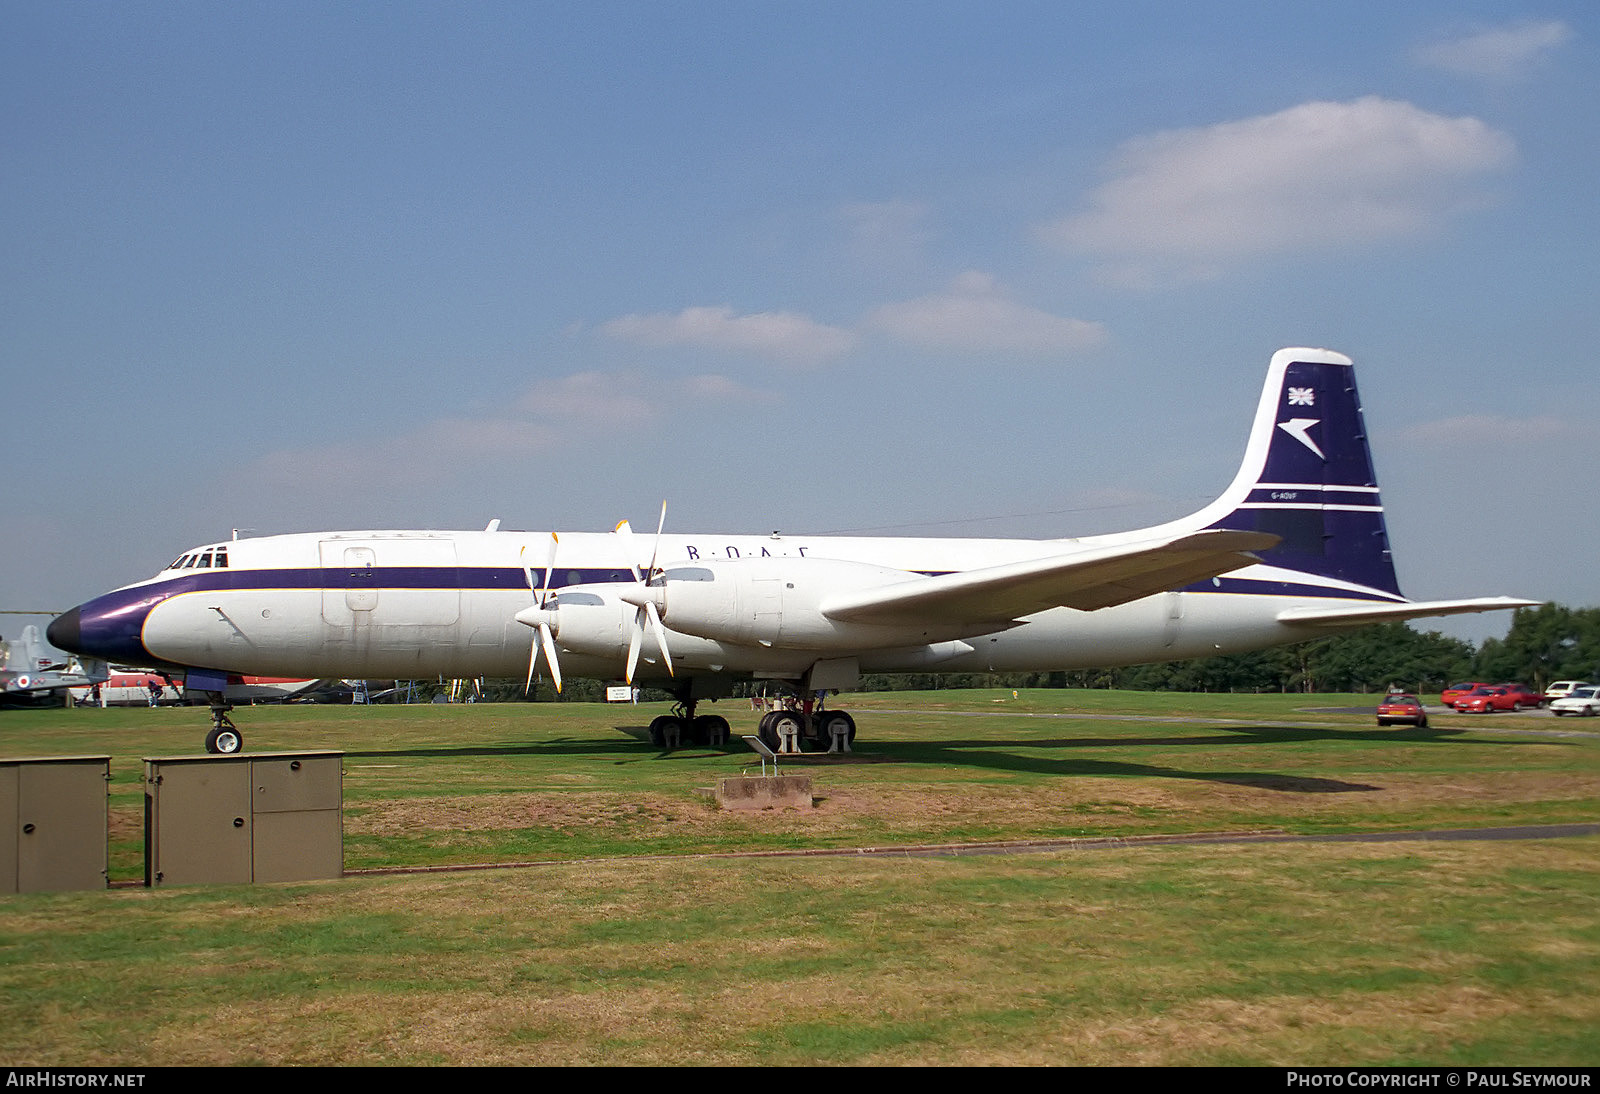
<box><xmin>1550</xmin><ymin>686</ymin><xmax>1600</xmax><ymax>717</ymax></box>
<box><xmin>1545</xmin><ymin>680</ymin><xmax>1592</xmax><ymax>702</ymax></box>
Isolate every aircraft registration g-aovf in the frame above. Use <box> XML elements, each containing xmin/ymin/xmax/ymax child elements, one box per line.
<box><xmin>49</xmin><ymin>348</ymin><xmax>1533</xmax><ymax>755</ymax></box>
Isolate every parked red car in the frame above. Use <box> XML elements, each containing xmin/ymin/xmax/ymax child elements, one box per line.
<box><xmin>1452</xmin><ymin>686</ymin><xmax>1519</xmax><ymax>713</ymax></box>
<box><xmin>1441</xmin><ymin>681</ymin><xmax>1490</xmax><ymax>706</ymax></box>
<box><xmin>1376</xmin><ymin>693</ymin><xmax>1429</xmax><ymax>728</ymax></box>
<box><xmin>1493</xmin><ymin>684</ymin><xmax>1544</xmax><ymax>710</ymax></box>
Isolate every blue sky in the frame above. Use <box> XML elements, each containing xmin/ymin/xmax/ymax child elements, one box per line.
<box><xmin>4</xmin><ymin>2</ymin><xmax>1595</xmax><ymax>650</ymax></box>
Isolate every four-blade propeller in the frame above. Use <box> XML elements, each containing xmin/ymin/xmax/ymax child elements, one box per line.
<box><xmin>512</xmin><ymin>507</ymin><xmax>679</xmax><ymax>692</ymax></box>
<box><xmin>514</xmin><ymin>534</ymin><xmax>562</xmax><ymax>693</ymax></box>
<box><xmin>614</xmin><ymin>502</ymin><xmax>674</xmax><ymax>684</ymax></box>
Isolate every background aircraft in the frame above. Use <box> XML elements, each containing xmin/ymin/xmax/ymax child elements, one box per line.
<box><xmin>0</xmin><ymin>624</ymin><xmax>106</xmax><ymax>708</ymax></box>
<box><xmin>48</xmin><ymin>348</ymin><xmax>1533</xmax><ymax>754</ymax></box>
<box><xmin>65</xmin><ymin>671</ymin><xmax>339</xmax><ymax>707</ymax></box>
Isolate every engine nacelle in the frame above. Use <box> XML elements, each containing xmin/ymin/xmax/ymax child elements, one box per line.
<box><xmin>532</xmin><ymin>588</ymin><xmax>632</xmax><ymax>658</ymax></box>
<box><xmin>644</xmin><ymin>556</ymin><xmax>989</xmax><ymax>651</ymax></box>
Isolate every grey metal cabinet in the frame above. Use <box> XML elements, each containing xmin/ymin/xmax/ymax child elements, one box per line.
<box><xmin>144</xmin><ymin>751</ymin><xmax>343</xmax><ymax>886</ymax></box>
<box><xmin>0</xmin><ymin>756</ymin><xmax>110</xmax><ymax>893</ymax></box>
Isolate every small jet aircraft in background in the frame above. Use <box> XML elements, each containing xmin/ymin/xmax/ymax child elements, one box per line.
<box><xmin>48</xmin><ymin>348</ymin><xmax>1534</xmax><ymax>754</ymax></box>
<box><xmin>0</xmin><ymin>624</ymin><xmax>107</xmax><ymax>706</ymax></box>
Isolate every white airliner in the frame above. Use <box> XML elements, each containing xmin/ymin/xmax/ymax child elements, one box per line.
<box><xmin>48</xmin><ymin>348</ymin><xmax>1532</xmax><ymax>755</ymax></box>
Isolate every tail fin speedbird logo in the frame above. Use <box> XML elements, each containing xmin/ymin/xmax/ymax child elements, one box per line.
<box><xmin>1277</xmin><ymin>417</ymin><xmax>1325</xmax><ymax>459</ymax></box>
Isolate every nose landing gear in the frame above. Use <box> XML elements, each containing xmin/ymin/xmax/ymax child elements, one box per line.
<box><xmin>200</xmin><ymin>692</ymin><xmax>244</xmax><ymax>754</ymax></box>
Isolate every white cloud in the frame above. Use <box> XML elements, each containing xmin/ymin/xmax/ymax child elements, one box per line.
<box><xmin>867</xmin><ymin>271</ymin><xmax>1107</xmax><ymax>356</ymax></box>
<box><xmin>235</xmin><ymin>370</ymin><xmax>775</xmax><ymax>497</ymax></box>
<box><xmin>600</xmin><ymin>305</ymin><xmax>857</xmax><ymax>364</ymax></box>
<box><xmin>1415</xmin><ymin>20</ymin><xmax>1572</xmax><ymax>80</ymax></box>
<box><xmin>1041</xmin><ymin>97</ymin><xmax>1515</xmax><ymax>286</ymax></box>
<box><xmin>512</xmin><ymin>370</ymin><xmax>660</xmax><ymax>427</ymax></box>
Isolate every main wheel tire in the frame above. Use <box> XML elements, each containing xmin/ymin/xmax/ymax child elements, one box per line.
<box><xmin>648</xmin><ymin>714</ymin><xmax>683</xmax><ymax>748</ymax></box>
<box><xmin>757</xmin><ymin>711</ymin><xmax>782</xmax><ymax>752</ymax></box>
<box><xmin>205</xmin><ymin>727</ymin><xmax>243</xmax><ymax>754</ymax></box>
<box><xmin>817</xmin><ymin>710</ymin><xmax>857</xmax><ymax>746</ymax></box>
<box><xmin>693</xmin><ymin>714</ymin><xmax>731</xmax><ymax>747</ymax></box>
<box><xmin>769</xmin><ymin>711</ymin><xmax>804</xmax><ymax>752</ymax></box>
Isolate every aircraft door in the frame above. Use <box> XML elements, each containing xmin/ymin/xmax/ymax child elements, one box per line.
<box><xmin>319</xmin><ymin>538</ymin><xmax>460</xmax><ymax>629</ymax></box>
<box><xmin>320</xmin><ymin>544</ymin><xmax>379</xmax><ymax>623</ymax></box>
<box><xmin>748</xmin><ymin>574</ymin><xmax>783</xmax><ymax>646</ymax></box>
<box><xmin>339</xmin><ymin>547</ymin><xmax>378</xmax><ymax>613</ymax></box>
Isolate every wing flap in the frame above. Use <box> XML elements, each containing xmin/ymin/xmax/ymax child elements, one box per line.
<box><xmin>821</xmin><ymin>529</ymin><xmax>1279</xmax><ymax>626</ymax></box>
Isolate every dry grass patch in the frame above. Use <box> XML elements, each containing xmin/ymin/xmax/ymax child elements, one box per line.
<box><xmin>344</xmin><ymin>769</ymin><xmax>1599</xmax><ymax>854</ymax></box>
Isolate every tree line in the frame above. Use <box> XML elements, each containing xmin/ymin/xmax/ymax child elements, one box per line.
<box><xmin>438</xmin><ymin>602</ymin><xmax>1600</xmax><ymax>702</ymax></box>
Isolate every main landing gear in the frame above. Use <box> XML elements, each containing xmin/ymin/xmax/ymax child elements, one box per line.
<box><xmin>757</xmin><ymin>706</ymin><xmax>856</xmax><ymax>755</ymax></box>
<box><xmin>645</xmin><ymin>689</ymin><xmax>857</xmax><ymax>755</ymax></box>
<box><xmin>647</xmin><ymin>697</ymin><xmax>732</xmax><ymax>749</ymax></box>
<box><xmin>200</xmin><ymin>691</ymin><xmax>244</xmax><ymax>754</ymax></box>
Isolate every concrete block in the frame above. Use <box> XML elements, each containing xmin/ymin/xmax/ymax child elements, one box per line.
<box><xmin>716</xmin><ymin>774</ymin><xmax>812</xmax><ymax>811</ymax></box>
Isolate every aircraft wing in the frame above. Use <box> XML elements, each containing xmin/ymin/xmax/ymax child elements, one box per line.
<box><xmin>1276</xmin><ymin>597</ymin><xmax>1540</xmax><ymax>628</ymax></box>
<box><xmin>821</xmin><ymin>529</ymin><xmax>1280</xmax><ymax>626</ymax></box>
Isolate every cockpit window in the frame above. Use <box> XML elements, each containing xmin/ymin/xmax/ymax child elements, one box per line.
<box><xmin>165</xmin><ymin>546</ymin><xmax>229</xmax><ymax>572</ymax></box>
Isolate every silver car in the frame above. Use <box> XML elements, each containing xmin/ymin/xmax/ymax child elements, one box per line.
<box><xmin>1550</xmin><ymin>686</ymin><xmax>1600</xmax><ymax>717</ymax></box>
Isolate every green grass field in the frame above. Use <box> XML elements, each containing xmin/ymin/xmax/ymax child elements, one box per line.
<box><xmin>2</xmin><ymin>690</ymin><xmax>1596</xmax><ymax>1065</ymax></box>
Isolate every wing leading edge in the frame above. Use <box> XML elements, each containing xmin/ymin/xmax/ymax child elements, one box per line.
<box><xmin>820</xmin><ymin>529</ymin><xmax>1281</xmax><ymax>627</ymax></box>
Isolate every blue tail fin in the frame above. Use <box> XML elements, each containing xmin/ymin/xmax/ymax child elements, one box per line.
<box><xmin>1182</xmin><ymin>348</ymin><xmax>1401</xmax><ymax>600</ymax></box>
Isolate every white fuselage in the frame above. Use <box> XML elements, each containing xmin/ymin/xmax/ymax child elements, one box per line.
<box><xmin>125</xmin><ymin>526</ymin><xmax>1347</xmax><ymax>684</ymax></box>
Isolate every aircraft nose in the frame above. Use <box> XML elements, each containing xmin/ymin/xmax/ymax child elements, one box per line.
<box><xmin>46</xmin><ymin>606</ymin><xmax>81</xmax><ymax>654</ymax></box>
<box><xmin>45</xmin><ymin>589</ymin><xmax>161</xmax><ymax>666</ymax></box>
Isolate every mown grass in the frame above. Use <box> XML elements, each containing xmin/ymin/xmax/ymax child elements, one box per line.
<box><xmin>5</xmin><ymin>689</ymin><xmax>1598</xmax><ymax>875</ymax></box>
<box><xmin>1</xmin><ymin>690</ymin><xmax>1596</xmax><ymax>1064</ymax></box>
<box><xmin>1</xmin><ymin>841</ymin><xmax>1595</xmax><ymax>1065</ymax></box>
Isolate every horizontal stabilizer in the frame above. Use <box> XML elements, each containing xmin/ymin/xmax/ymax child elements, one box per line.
<box><xmin>1276</xmin><ymin>597</ymin><xmax>1539</xmax><ymax>628</ymax></box>
<box><xmin>823</xmin><ymin>529</ymin><xmax>1280</xmax><ymax>626</ymax></box>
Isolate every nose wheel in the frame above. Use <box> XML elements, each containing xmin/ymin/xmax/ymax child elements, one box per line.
<box><xmin>202</xmin><ymin>692</ymin><xmax>244</xmax><ymax>754</ymax></box>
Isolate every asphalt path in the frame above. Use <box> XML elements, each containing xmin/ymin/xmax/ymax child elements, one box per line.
<box><xmin>865</xmin><ymin>705</ymin><xmax>1600</xmax><ymax>739</ymax></box>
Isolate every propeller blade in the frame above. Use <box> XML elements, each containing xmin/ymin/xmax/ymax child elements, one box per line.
<box><xmin>644</xmin><ymin>600</ymin><xmax>673</xmax><ymax>677</ymax></box>
<box><xmin>539</xmin><ymin>622</ymin><xmax>562</xmax><ymax>693</ymax></box>
<box><xmin>625</xmin><ymin>608</ymin><xmax>644</xmax><ymax>684</ymax></box>
<box><xmin>618</xmin><ymin>503</ymin><xmax>670</xmax><ymax>684</ymax></box>
<box><xmin>519</xmin><ymin>537</ymin><xmax>564</xmax><ymax>693</ymax></box>
<box><xmin>615</xmin><ymin>519</ymin><xmax>644</xmax><ymax>584</ymax></box>
<box><xmin>519</xmin><ymin>546</ymin><xmax>536</xmax><ymax>598</ymax></box>
<box><xmin>646</xmin><ymin>500</ymin><xmax>667</xmax><ymax>582</ymax></box>
<box><xmin>541</xmin><ymin>533</ymin><xmax>559</xmax><ymax>607</ymax></box>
